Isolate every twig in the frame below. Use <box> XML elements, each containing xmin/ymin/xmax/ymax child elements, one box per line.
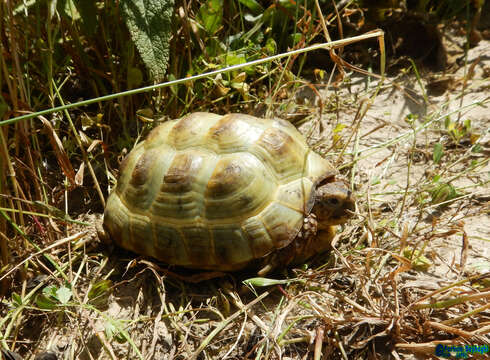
<box><xmin>0</xmin><ymin>231</ymin><xmax>87</xmax><ymax>281</ymax></box>
<box><xmin>190</xmin><ymin>291</ymin><xmax>270</xmax><ymax>360</ymax></box>
<box><xmin>424</xmin><ymin>321</ymin><xmax>477</xmax><ymax>340</ymax></box>
<box><xmin>314</xmin><ymin>326</ymin><xmax>324</xmax><ymax>360</ymax></box>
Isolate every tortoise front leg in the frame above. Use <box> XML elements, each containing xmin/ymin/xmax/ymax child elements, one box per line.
<box><xmin>290</xmin><ymin>213</ymin><xmax>336</xmax><ymax>265</ymax></box>
<box><xmin>257</xmin><ymin>213</ymin><xmax>336</xmax><ymax>276</ymax></box>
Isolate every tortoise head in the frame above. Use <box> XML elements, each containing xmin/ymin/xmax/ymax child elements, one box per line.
<box><xmin>312</xmin><ymin>178</ymin><xmax>355</xmax><ymax>226</ymax></box>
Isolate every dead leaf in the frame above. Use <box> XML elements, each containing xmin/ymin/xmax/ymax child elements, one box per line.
<box><xmin>75</xmin><ymin>162</ymin><xmax>85</xmax><ymax>186</ymax></box>
<box><xmin>38</xmin><ymin>115</ymin><xmax>76</xmax><ymax>186</ymax></box>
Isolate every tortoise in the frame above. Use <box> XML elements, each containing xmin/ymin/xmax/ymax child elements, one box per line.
<box><xmin>101</xmin><ymin>112</ymin><xmax>355</xmax><ymax>274</ymax></box>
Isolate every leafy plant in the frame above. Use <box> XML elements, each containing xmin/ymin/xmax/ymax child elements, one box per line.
<box><xmin>198</xmin><ymin>0</ymin><xmax>223</xmax><ymax>35</ymax></box>
<box><xmin>433</xmin><ymin>142</ymin><xmax>444</xmax><ymax>164</ymax></box>
<box><xmin>445</xmin><ymin>117</ymin><xmax>469</xmax><ymax>143</ymax></box>
<box><xmin>121</xmin><ymin>0</ymin><xmax>175</xmax><ymax>82</ymax></box>
<box><xmin>36</xmin><ymin>285</ymin><xmax>73</xmax><ymax>309</ymax></box>
<box><xmin>429</xmin><ymin>182</ymin><xmax>460</xmax><ymax>206</ymax></box>
<box><xmin>88</xmin><ymin>279</ymin><xmax>113</xmax><ymax>309</ymax></box>
<box><xmin>105</xmin><ymin>319</ymin><xmax>128</xmax><ymax>344</ymax></box>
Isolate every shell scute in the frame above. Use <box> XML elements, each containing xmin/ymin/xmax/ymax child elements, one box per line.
<box><xmin>275</xmin><ymin>178</ymin><xmax>314</xmax><ymax>213</ymax></box>
<box><xmin>253</xmin><ymin>127</ymin><xmax>307</xmax><ymax>181</ymax></box>
<box><xmin>151</xmin><ymin>149</ymin><xmax>215</xmax><ymax>220</ymax></box>
<box><xmin>144</xmin><ymin>121</ymin><xmax>175</xmax><ymax>149</ymax></box>
<box><xmin>152</xmin><ymin>223</ymin><xmax>187</xmax><ymax>264</ymax></box>
<box><xmin>204</xmin><ymin>153</ymin><xmax>276</xmax><ymax>220</ymax></box>
<box><xmin>271</xmin><ymin>118</ymin><xmax>307</xmax><ymax>142</ymax></box>
<box><xmin>103</xmin><ymin>112</ymin><xmax>337</xmax><ymax>271</ymax></box>
<box><xmin>180</xmin><ymin>225</ymin><xmax>214</xmax><ymax>266</ymax></box>
<box><xmin>260</xmin><ymin>202</ymin><xmax>304</xmax><ymax>249</ymax></box>
<box><xmin>212</xmin><ymin>226</ymin><xmax>252</xmax><ymax>268</ymax></box>
<box><xmin>162</xmin><ymin>152</ymin><xmax>204</xmax><ymax>193</ymax></box>
<box><xmin>207</xmin><ymin>114</ymin><xmax>265</xmax><ymax>152</ymax></box>
<box><xmin>205</xmin><ymin>157</ymin><xmax>246</xmax><ymax>198</ymax></box>
<box><xmin>241</xmin><ymin>216</ymin><xmax>273</xmax><ymax>258</ymax></box>
<box><xmin>124</xmin><ymin>155</ymin><xmax>154</xmax><ymax>210</ymax></box>
<box><xmin>152</xmin><ymin>192</ymin><xmax>200</xmax><ymax>220</ymax></box>
<box><xmin>129</xmin><ymin>214</ymin><xmax>154</xmax><ymax>255</ymax></box>
<box><xmin>169</xmin><ymin>112</ymin><xmax>221</xmax><ymax>150</ymax></box>
<box><xmin>104</xmin><ymin>194</ymin><xmax>131</xmax><ymax>248</ymax></box>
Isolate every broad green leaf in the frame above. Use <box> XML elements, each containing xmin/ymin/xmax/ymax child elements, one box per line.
<box><xmin>403</xmin><ymin>247</ymin><xmax>432</xmax><ymax>271</ymax></box>
<box><xmin>243</xmin><ymin>277</ymin><xmax>301</xmax><ymax>287</ymax></box>
<box><xmin>48</xmin><ymin>0</ymin><xmax>57</xmax><ymax>20</ymax></box>
<box><xmin>12</xmin><ymin>292</ymin><xmax>22</xmax><ymax>307</ymax></box>
<box><xmin>288</xmin><ymin>33</ymin><xmax>302</xmax><ymax>46</ymax></box>
<box><xmin>433</xmin><ymin>142</ymin><xmax>443</xmax><ymax>164</ymax></box>
<box><xmin>264</xmin><ymin>38</ymin><xmax>277</xmax><ymax>55</ymax></box>
<box><xmin>105</xmin><ymin>320</ymin><xmax>127</xmax><ymax>344</ymax></box>
<box><xmin>225</xmin><ymin>52</ymin><xmax>247</xmax><ymax>65</ymax></box>
<box><xmin>127</xmin><ymin>67</ymin><xmax>144</xmax><ymax>89</ymax></box>
<box><xmin>405</xmin><ymin>113</ymin><xmax>418</xmax><ymax>125</ymax></box>
<box><xmin>120</xmin><ymin>0</ymin><xmax>175</xmax><ymax>82</ymax></box>
<box><xmin>238</xmin><ymin>0</ymin><xmax>263</xmax><ymax>14</ymax></box>
<box><xmin>61</xmin><ymin>0</ymin><xmax>81</xmax><ymax>20</ymax></box>
<box><xmin>471</xmin><ymin>144</ymin><xmax>481</xmax><ymax>153</ymax></box>
<box><xmin>105</xmin><ymin>321</ymin><xmax>119</xmax><ymax>341</ymax></box>
<box><xmin>56</xmin><ymin>286</ymin><xmax>72</xmax><ymax>304</ymax></box>
<box><xmin>227</xmin><ymin>32</ymin><xmax>244</xmax><ymax>46</ymax></box>
<box><xmin>72</xmin><ymin>0</ymin><xmax>99</xmax><ymax>36</ymax></box>
<box><xmin>333</xmin><ymin>134</ymin><xmax>342</xmax><ymax>145</ymax></box>
<box><xmin>88</xmin><ymin>280</ymin><xmax>112</xmax><ymax>298</ymax></box>
<box><xmin>333</xmin><ymin>123</ymin><xmax>346</xmax><ymax>133</ymax></box>
<box><xmin>198</xmin><ymin>0</ymin><xmax>223</xmax><ymax>34</ymax></box>
<box><xmin>430</xmin><ymin>183</ymin><xmax>458</xmax><ymax>205</ymax></box>
<box><xmin>88</xmin><ymin>280</ymin><xmax>112</xmax><ymax>308</ymax></box>
<box><xmin>205</xmin><ymin>37</ymin><xmax>226</xmax><ymax>58</ymax></box>
<box><xmin>232</xmin><ymin>72</ymin><xmax>246</xmax><ymax>83</ymax></box>
<box><xmin>244</xmin><ymin>13</ymin><xmax>262</xmax><ymax>22</ymax></box>
<box><xmin>43</xmin><ymin>285</ymin><xmax>58</xmax><ymax>299</ymax></box>
<box><xmin>13</xmin><ymin>0</ymin><xmax>36</xmax><ymax>15</ymax></box>
<box><xmin>36</xmin><ymin>294</ymin><xmax>57</xmax><ymax>310</ymax></box>
<box><xmin>231</xmin><ymin>81</ymin><xmax>250</xmax><ymax>100</ymax></box>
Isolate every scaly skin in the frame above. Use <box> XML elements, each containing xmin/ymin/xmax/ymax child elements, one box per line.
<box><xmin>257</xmin><ymin>180</ymin><xmax>355</xmax><ymax>276</ymax></box>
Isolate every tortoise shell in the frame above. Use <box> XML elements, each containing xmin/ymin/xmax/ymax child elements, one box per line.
<box><xmin>103</xmin><ymin>112</ymin><xmax>338</xmax><ymax>271</ymax></box>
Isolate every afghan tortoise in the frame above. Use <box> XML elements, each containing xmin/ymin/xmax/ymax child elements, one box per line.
<box><xmin>101</xmin><ymin>112</ymin><xmax>355</xmax><ymax>274</ymax></box>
